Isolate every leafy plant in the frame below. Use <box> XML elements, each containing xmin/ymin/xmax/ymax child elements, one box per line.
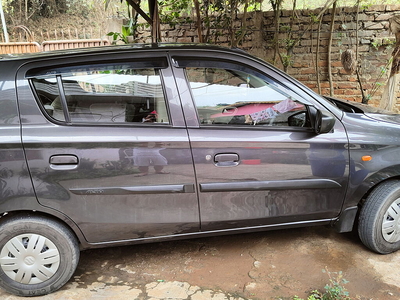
<box><xmin>157</xmin><ymin>0</ymin><xmax>259</xmax><ymax>46</ymax></box>
<box><xmin>360</xmin><ymin>3</ymin><xmax>372</xmax><ymax>10</ymax></box>
<box><xmin>371</xmin><ymin>40</ymin><xmax>382</xmax><ymax>50</ymax></box>
<box><xmin>107</xmin><ymin>18</ymin><xmax>137</xmax><ymax>44</ymax></box>
<box><xmin>159</xmin><ymin>0</ymin><xmax>192</xmax><ymax>26</ymax></box>
<box><xmin>383</xmin><ymin>38</ymin><xmax>396</xmax><ymax>51</ymax></box>
<box><xmin>280</xmin><ymin>24</ymin><xmax>291</xmax><ymax>32</ymax></box>
<box><xmin>293</xmin><ymin>268</ymin><xmax>352</xmax><ymax>300</ymax></box>
<box><xmin>365</xmin><ymin>57</ymin><xmax>393</xmax><ymax>102</ymax></box>
<box><xmin>309</xmin><ymin>13</ymin><xmax>319</xmax><ymax>24</ymax></box>
<box><xmin>281</xmin><ymin>54</ymin><xmax>294</xmax><ymax>68</ymax></box>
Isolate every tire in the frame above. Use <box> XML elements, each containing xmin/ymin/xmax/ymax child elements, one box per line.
<box><xmin>0</xmin><ymin>215</ymin><xmax>80</xmax><ymax>297</ymax></box>
<box><xmin>358</xmin><ymin>180</ymin><xmax>400</xmax><ymax>254</ymax></box>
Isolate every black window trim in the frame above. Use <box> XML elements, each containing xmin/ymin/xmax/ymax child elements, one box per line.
<box><xmin>55</xmin><ymin>74</ymin><xmax>71</xmax><ymax>123</ymax></box>
<box><xmin>172</xmin><ymin>56</ymin><xmax>311</xmax><ymax>106</ymax></box>
<box><xmin>25</xmin><ymin>57</ymin><xmax>169</xmax><ymax>79</ymax></box>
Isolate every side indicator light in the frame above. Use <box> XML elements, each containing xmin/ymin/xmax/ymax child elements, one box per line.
<box><xmin>362</xmin><ymin>155</ymin><xmax>372</xmax><ymax>162</ymax></box>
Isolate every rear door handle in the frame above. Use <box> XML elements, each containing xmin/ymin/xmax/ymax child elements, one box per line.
<box><xmin>49</xmin><ymin>155</ymin><xmax>79</xmax><ymax>170</ymax></box>
<box><xmin>214</xmin><ymin>153</ymin><xmax>239</xmax><ymax>167</ymax></box>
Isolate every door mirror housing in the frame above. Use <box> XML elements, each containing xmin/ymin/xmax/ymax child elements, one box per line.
<box><xmin>288</xmin><ymin>107</ymin><xmax>336</xmax><ymax>134</ymax></box>
<box><xmin>315</xmin><ymin>109</ymin><xmax>336</xmax><ymax>134</ymax></box>
<box><xmin>306</xmin><ymin>106</ymin><xmax>336</xmax><ymax>134</ymax></box>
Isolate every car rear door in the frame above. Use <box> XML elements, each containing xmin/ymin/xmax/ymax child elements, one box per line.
<box><xmin>0</xmin><ymin>66</ymin><xmax>38</xmax><ymax>211</ymax></box>
<box><xmin>171</xmin><ymin>50</ymin><xmax>349</xmax><ymax>231</ymax></box>
<box><xmin>17</xmin><ymin>50</ymin><xmax>199</xmax><ymax>244</ymax></box>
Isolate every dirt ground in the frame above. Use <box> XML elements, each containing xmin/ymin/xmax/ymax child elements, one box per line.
<box><xmin>77</xmin><ymin>226</ymin><xmax>400</xmax><ymax>300</ymax></box>
<box><xmin>1</xmin><ymin>225</ymin><xmax>400</xmax><ymax>299</ymax></box>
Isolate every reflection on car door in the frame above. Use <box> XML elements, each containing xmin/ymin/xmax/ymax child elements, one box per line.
<box><xmin>173</xmin><ymin>55</ymin><xmax>349</xmax><ymax>231</ymax></box>
<box><xmin>17</xmin><ymin>53</ymin><xmax>199</xmax><ymax>243</ymax></box>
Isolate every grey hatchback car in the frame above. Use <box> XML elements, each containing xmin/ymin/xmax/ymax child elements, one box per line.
<box><xmin>1</xmin><ymin>43</ymin><xmax>400</xmax><ymax>296</ymax></box>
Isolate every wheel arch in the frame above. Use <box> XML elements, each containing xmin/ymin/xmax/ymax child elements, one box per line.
<box><xmin>351</xmin><ymin>165</ymin><xmax>400</xmax><ymax>207</ymax></box>
<box><xmin>334</xmin><ymin>167</ymin><xmax>400</xmax><ymax>233</ymax></box>
<box><xmin>0</xmin><ymin>208</ymin><xmax>89</xmax><ymax>250</ymax></box>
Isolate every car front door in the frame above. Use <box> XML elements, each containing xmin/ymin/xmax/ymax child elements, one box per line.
<box><xmin>17</xmin><ymin>51</ymin><xmax>199</xmax><ymax>243</ymax></box>
<box><xmin>171</xmin><ymin>52</ymin><xmax>349</xmax><ymax>231</ymax></box>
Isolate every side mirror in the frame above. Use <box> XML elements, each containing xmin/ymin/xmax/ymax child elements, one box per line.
<box><xmin>315</xmin><ymin>109</ymin><xmax>336</xmax><ymax>134</ymax></box>
<box><xmin>289</xmin><ymin>107</ymin><xmax>336</xmax><ymax>134</ymax></box>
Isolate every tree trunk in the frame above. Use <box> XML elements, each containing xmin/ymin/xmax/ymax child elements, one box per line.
<box><xmin>327</xmin><ymin>1</ymin><xmax>337</xmax><ymax>97</ymax></box>
<box><xmin>316</xmin><ymin>17</ymin><xmax>322</xmax><ymax>94</ymax></box>
<box><xmin>233</xmin><ymin>0</ymin><xmax>249</xmax><ymax>47</ymax></box>
<box><xmin>380</xmin><ymin>16</ymin><xmax>400</xmax><ymax>111</ymax></box>
<box><xmin>193</xmin><ymin>0</ymin><xmax>202</xmax><ymax>43</ymax></box>
<box><xmin>270</xmin><ymin>0</ymin><xmax>282</xmax><ymax>65</ymax></box>
<box><xmin>381</xmin><ymin>74</ymin><xmax>399</xmax><ymax>111</ymax></box>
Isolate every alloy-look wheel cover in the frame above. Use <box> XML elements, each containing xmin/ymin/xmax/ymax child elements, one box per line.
<box><xmin>382</xmin><ymin>198</ymin><xmax>400</xmax><ymax>243</ymax></box>
<box><xmin>0</xmin><ymin>234</ymin><xmax>60</xmax><ymax>284</ymax></box>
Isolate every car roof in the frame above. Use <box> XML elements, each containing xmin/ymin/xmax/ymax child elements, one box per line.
<box><xmin>0</xmin><ymin>43</ymin><xmax>249</xmax><ymax>61</ymax></box>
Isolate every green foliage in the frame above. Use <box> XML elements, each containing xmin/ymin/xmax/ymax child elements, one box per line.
<box><xmin>107</xmin><ymin>18</ymin><xmax>138</xmax><ymax>44</ymax></box>
<box><xmin>248</xmin><ymin>1</ymin><xmax>261</xmax><ymax>11</ymax></box>
<box><xmin>159</xmin><ymin>0</ymin><xmax>192</xmax><ymax>26</ymax></box>
<box><xmin>4</xmin><ymin>0</ymin><xmax>94</xmax><ymax>21</ymax></box>
<box><xmin>293</xmin><ymin>268</ymin><xmax>352</xmax><ymax>300</ymax></box>
<box><xmin>158</xmin><ymin>0</ymin><xmax>259</xmax><ymax>46</ymax></box>
<box><xmin>371</xmin><ymin>40</ymin><xmax>381</xmax><ymax>50</ymax></box>
<box><xmin>371</xmin><ymin>38</ymin><xmax>396</xmax><ymax>50</ymax></box>
<box><xmin>293</xmin><ymin>292</ymin><xmax>322</xmax><ymax>300</ymax></box>
<box><xmin>280</xmin><ymin>0</ymin><xmax>399</xmax><ymax>10</ymax></box>
<box><xmin>360</xmin><ymin>3</ymin><xmax>372</xmax><ymax>10</ymax></box>
<box><xmin>309</xmin><ymin>13</ymin><xmax>319</xmax><ymax>23</ymax></box>
<box><xmin>281</xmin><ymin>38</ymin><xmax>296</xmax><ymax>49</ymax></box>
<box><xmin>364</xmin><ymin>56</ymin><xmax>393</xmax><ymax>102</ymax></box>
<box><xmin>383</xmin><ymin>38</ymin><xmax>396</xmax><ymax>50</ymax></box>
<box><xmin>280</xmin><ymin>54</ymin><xmax>293</xmax><ymax>68</ymax></box>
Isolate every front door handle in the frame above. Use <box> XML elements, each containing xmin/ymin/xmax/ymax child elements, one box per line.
<box><xmin>49</xmin><ymin>155</ymin><xmax>79</xmax><ymax>170</ymax></box>
<box><xmin>214</xmin><ymin>153</ymin><xmax>239</xmax><ymax>167</ymax></box>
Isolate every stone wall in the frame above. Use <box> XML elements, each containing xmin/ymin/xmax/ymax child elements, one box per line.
<box><xmin>137</xmin><ymin>5</ymin><xmax>400</xmax><ymax>109</ymax></box>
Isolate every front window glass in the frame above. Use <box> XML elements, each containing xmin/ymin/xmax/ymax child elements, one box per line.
<box><xmin>30</xmin><ymin>61</ymin><xmax>169</xmax><ymax>124</ymax></box>
<box><xmin>183</xmin><ymin>63</ymin><xmax>309</xmax><ymax>127</ymax></box>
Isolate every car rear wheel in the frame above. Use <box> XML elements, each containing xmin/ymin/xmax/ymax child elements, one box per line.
<box><xmin>358</xmin><ymin>180</ymin><xmax>400</xmax><ymax>254</ymax></box>
<box><xmin>0</xmin><ymin>215</ymin><xmax>79</xmax><ymax>296</ymax></box>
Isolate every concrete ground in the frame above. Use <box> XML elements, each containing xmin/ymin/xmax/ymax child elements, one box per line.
<box><xmin>1</xmin><ymin>226</ymin><xmax>400</xmax><ymax>300</ymax></box>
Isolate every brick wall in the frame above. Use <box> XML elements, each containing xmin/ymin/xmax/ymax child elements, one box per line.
<box><xmin>137</xmin><ymin>5</ymin><xmax>400</xmax><ymax>110</ymax></box>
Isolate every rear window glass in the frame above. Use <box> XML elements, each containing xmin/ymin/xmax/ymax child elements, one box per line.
<box><xmin>29</xmin><ymin>60</ymin><xmax>170</xmax><ymax>125</ymax></box>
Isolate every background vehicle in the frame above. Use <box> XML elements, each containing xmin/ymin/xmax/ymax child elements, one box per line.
<box><xmin>1</xmin><ymin>44</ymin><xmax>400</xmax><ymax>296</ymax></box>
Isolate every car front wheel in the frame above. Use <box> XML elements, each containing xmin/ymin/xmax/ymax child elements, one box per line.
<box><xmin>359</xmin><ymin>180</ymin><xmax>400</xmax><ymax>254</ymax></box>
<box><xmin>0</xmin><ymin>215</ymin><xmax>79</xmax><ymax>296</ymax></box>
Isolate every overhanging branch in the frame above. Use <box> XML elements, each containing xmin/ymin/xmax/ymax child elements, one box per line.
<box><xmin>126</xmin><ymin>0</ymin><xmax>152</xmax><ymax>24</ymax></box>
